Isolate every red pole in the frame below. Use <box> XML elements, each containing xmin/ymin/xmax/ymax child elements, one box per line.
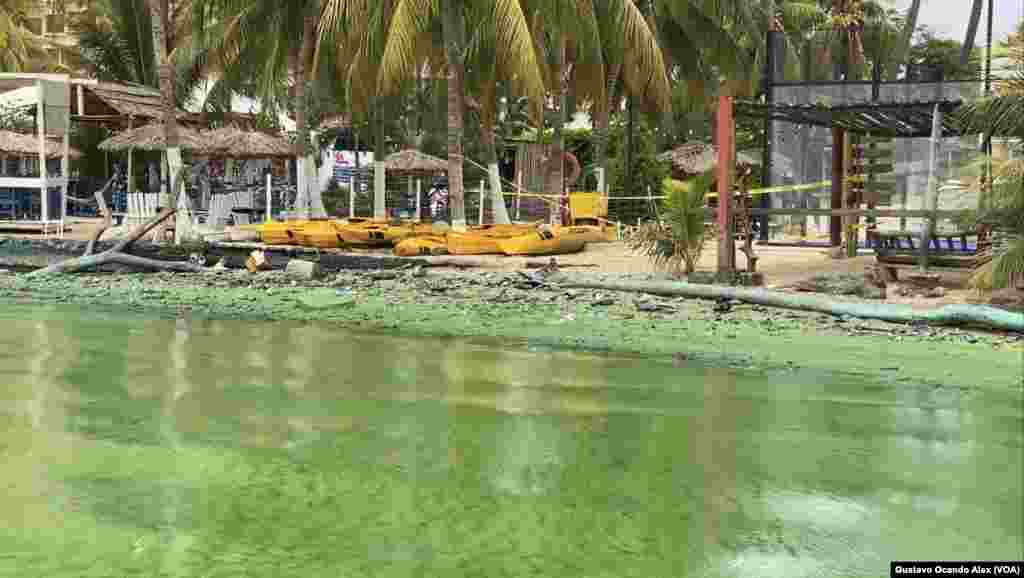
<box><xmin>716</xmin><ymin>94</ymin><xmax>736</xmax><ymax>276</ymax></box>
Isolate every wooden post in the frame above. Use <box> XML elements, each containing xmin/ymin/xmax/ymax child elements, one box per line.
<box><xmin>408</xmin><ymin>175</ymin><xmax>414</xmax><ymax>219</ymax></box>
<box><xmin>843</xmin><ymin>132</ymin><xmax>857</xmax><ymax>258</ymax></box>
<box><xmin>349</xmin><ymin>176</ymin><xmax>356</xmax><ymax>218</ymax></box>
<box><xmin>265</xmin><ymin>172</ymin><xmax>272</xmax><ymax>222</ymax></box>
<box><xmin>415</xmin><ymin>179</ymin><xmax>422</xmax><ymax>222</ymax></box>
<box><xmin>478</xmin><ymin>179</ymin><xmax>485</xmax><ymax>225</ymax></box>
<box><xmin>76</xmin><ymin>84</ymin><xmax>85</xmax><ymax>117</ymax></box>
<box><xmin>716</xmin><ymin>94</ymin><xmax>736</xmax><ymax>276</ymax></box>
<box><xmin>514</xmin><ymin>170</ymin><xmax>522</xmax><ymax>221</ymax></box>
<box><xmin>920</xmin><ymin>103</ymin><xmax>943</xmax><ymax>271</ymax></box>
<box><xmin>830</xmin><ymin>127</ymin><xmax>845</xmax><ymax>247</ymax></box>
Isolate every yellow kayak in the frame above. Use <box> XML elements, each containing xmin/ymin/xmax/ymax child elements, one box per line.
<box><xmin>445</xmin><ymin>232</ymin><xmax>503</xmax><ymax>255</ymax></box>
<box><xmin>445</xmin><ymin>223</ymin><xmax>539</xmax><ymax>255</ymax></box>
<box><xmin>394</xmin><ymin>235</ymin><xmax>449</xmax><ymax>257</ymax></box>
<box><xmin>497</xmin><ymin>228</ymin><xmax>587</xmax><ymax>256</ymax></box>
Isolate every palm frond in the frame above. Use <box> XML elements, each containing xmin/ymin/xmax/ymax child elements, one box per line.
<box><xmin>378</xmin><ymin>0</ymin><xmax>435</xmax><ymax>95</ymax></box>
<box><xmin>492</xmin><ymin>0</ymin><xmax>546</xmax><ymax>119</ymax></box>
<box><xmin>616</xmin><ymin>0</ymin><xmax>670</xmax><ymax>112</ymax></box>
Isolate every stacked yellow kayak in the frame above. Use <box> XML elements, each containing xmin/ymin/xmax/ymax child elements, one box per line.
<box><xmin>255</xmin><ymin>221</ymin><xmax>308</xmax><ymax>245</ymax></box>
<box><xmin>335</xmin><ymin>220</ymin><xmax>434</xmax><ymax>247</ymax></box>
<box><xmin>247</xmin><ymin>218</ymin><xmax>601</xmax><ymax>257</ymax></box>
<box><xmin>293</xmin><ymin>221</ymin><xmax>345</xmax><ymax>249</ymax></box>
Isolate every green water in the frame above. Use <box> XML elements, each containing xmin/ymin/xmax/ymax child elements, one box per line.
<box><xmin>0</xmin><ymin>303</ymin><xmax>1020</xmax><ymax>578</ymax></box>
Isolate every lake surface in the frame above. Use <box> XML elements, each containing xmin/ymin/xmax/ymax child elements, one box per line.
<box><xmin>0</xmin><ymin>303</ymin><xmax>1021</xmax><ymax>578</ymax></box>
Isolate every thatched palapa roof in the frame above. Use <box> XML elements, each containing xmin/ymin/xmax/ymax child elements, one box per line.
<box><xmin>383</xmin><ymin>149</ymin><xmax>447</xmax><ymax>173</ymax></box>
<box><xmin>658</xmin><ymin>141</ymin><xmax>793</xmax><ymax>178</ymax></box>
<box><xmin>97</xmin><ymin>123</ymin><xmax>209</xmax><ymax>152</ymax></box>
<box><xmin>0</xmin><ymin>130</ymin><xmax>83</xmax><ymax>159</ymax></box>
<box><xmin>200</xmin><ymin>125</ymin><xmax>293</xmax><ymax>158</ymax></box>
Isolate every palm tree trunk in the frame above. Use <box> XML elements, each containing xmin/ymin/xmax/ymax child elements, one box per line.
<box><xmin>593</xmin><ymin>63</ymin><xmax>620</xmax><ymax>195</ymax></box>
<box><xmin>447</xmin><ymin>64</ymin><xmax>467</xmax><ymax>230</ymax></box>
<box><xmin>546</xmin><ymin>35</ymin><xmax>566</xmax><ymax>225</ymax></box>
<box><xmin>482</xmin><ymin>121</ymin><xmax>512</xmax><ymax>224</ymax></box>
<box><xmin>294</xmin><ymin>9</ymin><xmax>322</xmax><ymax>219</ymax></box>
<box><xmin>445</xmin><ymin>1</ymin><xmax>467</xmax><ymax>231</ymax></box>
<box><xmin>293</xmin><ymin>51</ymin><xmax>308</xmax><ymax>217</ymax></box>
<box><xmin>374</xmin><ymin>97</ymin><xmax>386</xmax><ymax>219</ymax></box>
<box><xmin>148</xmin><ymin>0</ymin><xmax>184</xmax><ymax>243</ymax></box>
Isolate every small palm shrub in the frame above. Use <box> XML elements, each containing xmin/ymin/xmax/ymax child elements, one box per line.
<box><xmin>626</xmin><ymin>172</ymin><xmax>711</xmax><ymax>277</ymax></box>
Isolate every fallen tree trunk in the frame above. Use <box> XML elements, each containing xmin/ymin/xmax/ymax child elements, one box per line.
<box><xmin>561</xmin><ymin>279</ymin><xmax>1024</xmax><ymax>333</ymax></box>
<box><xmin>27</xmin><ymin>208</ymin><xmax>204</xmax><ymax>276</ymax></box>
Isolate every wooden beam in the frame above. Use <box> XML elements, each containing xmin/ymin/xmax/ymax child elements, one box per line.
<box><xmin>831</xmin><ymin>127</ymin><xmax>844</xmax><ymax>246</ymax></box>
<box><xmin>730</xmin><ymin>208</ymin><xmax>964</xmax><ymax>218</ymax></box>
<box><xmin>717</xmin><ymin>95</ymin><xmax>736</xmax><ymax>275</ymax></box>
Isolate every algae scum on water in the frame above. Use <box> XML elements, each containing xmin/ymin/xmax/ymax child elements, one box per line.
<box><xmin>0</xmin><ymin>269</ymin><xmax>1020</xmax><ymax>390</ymax></box>
<box><xmin>0</xmin><ymin>303</ymin><xmax>1021</xmax><ymax>577</ymax></box>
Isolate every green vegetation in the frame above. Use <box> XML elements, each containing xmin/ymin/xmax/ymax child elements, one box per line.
<box><xmin>627</xmin><ymin>171</ymin><xmax>710</xmax><ymax>276</ymax></box>
<box><xmin>957</xmin><ymin>26</ymin><xmax>1024</xmax><ymax>289</ymax></box>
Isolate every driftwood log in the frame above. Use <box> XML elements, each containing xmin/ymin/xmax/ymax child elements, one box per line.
<box><xmin>560</xmin><ymin>279</ymin><xmax>1024</xmax><ymax>333</ymax></box>
<box><xmin>27</xmin><ymin>207</ymin><xmax>204</xmax><ymax>276</ymax></box>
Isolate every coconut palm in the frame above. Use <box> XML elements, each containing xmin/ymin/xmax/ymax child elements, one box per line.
<box><xmin>371</xmin><ymin>0</ymin><xmax>545</xmax><ymax>230</ymax></box>
<box><xmin>188</xmin><ymin>0</ymin><xmax>329</xmax><ymax>219</ymax></box>
<box><xmin>0</xmin><ymin>0</ymin><xmax>45</xmax><ymax>72</ymax></box>
<box><xmin>75</xmin><ymin>0</ymin><xmax>208</xmax><ymax>107</ymax></box>
<box><xmin>145</xmin><ymin>0</ymin><xmax>186</xmax><ymax>236</ymax></box>
<box><xmin>588</xmin><ymin>0</ymin><xmax>671</xmax><ymax>196</ymax></box>
<box><xmin>956</xmin><ymin>27</ymin><xmax>1024</xmax><ymax>290</ymax></box>
<box><xmin>319</xmin><ymin>0</ymin><xmax>418</xmax><ymax>221</ymax></box>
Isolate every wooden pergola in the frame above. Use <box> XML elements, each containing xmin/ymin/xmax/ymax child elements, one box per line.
<box><xmin>712</xmin><ymin>94</ymin><xmax>975</xmax><ymax>277</ymax></box>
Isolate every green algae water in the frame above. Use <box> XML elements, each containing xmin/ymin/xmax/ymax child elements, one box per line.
<box><xmin>0</xmin><ymin>303</ymin><xmax>1020</xmax><ymax>578</ymax></box>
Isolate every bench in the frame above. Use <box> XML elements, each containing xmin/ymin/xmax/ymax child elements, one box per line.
<box><xmin>873</xmin><ymin>226</ymin><xmax>993</xmax><ymax>281</ymax></box>
<box><xmin>868</xmin><ymin>229</ymin><xmax>981</xmax><ymax>252</ymax></box>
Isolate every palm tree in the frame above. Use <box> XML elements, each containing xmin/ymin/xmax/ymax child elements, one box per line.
<box><xmin>0</xmin><ymin>0</ymin><xmax>45</xmax><ymax>72</ymax></box>
<box><xmin>957</xmin><ymin>27</ymin><xmax>1024</xmax><ymax>290</ymax></box>
<box><xmin>76</xmin><ymin>0</ymin><xmax>208</xmax><ymax>104</ymax></box>
<box><xmin>374</xmin><ymin>0</ymin><xmax>545</xmax><ymax>230</ymax></box>
<box><xmin>590</xmin><ymin>0</ymin><xmax>671</xmax><ymax>195</ymax></box>
<box><xmin>146</xmin><ymin>0</ymin><xmax>185</xmax><ymax>238</ymax></box>
<box><xmin>188</xmin><ymin>0</ymin><xmax>329</xmax><ymax>219</ymax></box>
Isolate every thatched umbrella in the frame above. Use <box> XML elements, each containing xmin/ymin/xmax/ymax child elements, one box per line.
<box><xmin>383</xmin><ymin>149</ymin><xmax>447</xmax><ymax>173</ymax></box>
<box><xmin>198</xmin><ymin>125</ymin><xmax>293</xmax><ymax>158</ymax></box>
<box><xmin>382</xmin><ymin>149</ymin><xmax>447</xmax><ymax>221</ymax></box>
<box><xmin>0</xmin><ymin>130</ymin><xmax>83</xmax><ymax>159</ymax></box>
<box><xmin>97</xmin><ymin>123</ymin><xmax>211</xmax><ymax>152</ymax></box>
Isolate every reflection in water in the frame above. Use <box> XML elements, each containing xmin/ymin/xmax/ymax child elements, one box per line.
<box><xmin>0</xmin><ymin>303</ymin><xmax>1020</xmax><ymax>577</ymax></box>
